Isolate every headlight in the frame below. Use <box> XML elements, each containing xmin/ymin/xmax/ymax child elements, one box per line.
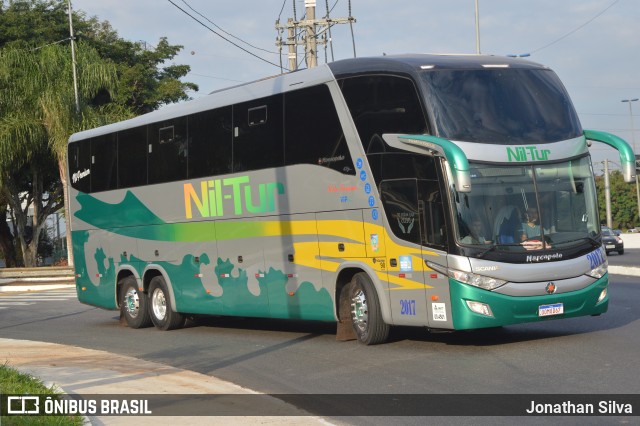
<box><xmin>586</xmin><ymin>259</ymin><xmax>608</xmax><ymax>279</ymax></box>
<box><xmin>450</xmin><ymin>269</ymin><xmax>508</xmax><ymax>290</ymax></box>
<box><xmin>427</xmin><ymin>261</ymin><xmax>507</xmax><ymax>291</ymax></box>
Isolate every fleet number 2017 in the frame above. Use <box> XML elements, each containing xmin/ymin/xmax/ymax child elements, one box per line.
<box><xmin>400</xmin><ymin>299</ymin><xmax>416</xmax><ymax>316</ymax></box>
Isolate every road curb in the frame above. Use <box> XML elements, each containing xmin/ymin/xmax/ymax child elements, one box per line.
<box><xmin>608</xmin><ymin>265</ymin><xmax>640</xmax><ymax>277</ymax></box>
<box><xmin>0</xmin><ymin>338</ymin><xmax>333</xmax><ymax>425</ymax></box>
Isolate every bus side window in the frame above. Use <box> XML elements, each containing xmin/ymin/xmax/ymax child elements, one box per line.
<box><xmin>233</xmin><ymin>95</ymin><xmax>284</xmax><ymax>172</ymax></box>
<box><xmin>284</xmin><ymin>84</ymin><xmax>355</xmax><ymax>175</ymax></box>
<box><xmin>148</xmin><ymin>117</ymin><xmax>187</xmax><ymax>184</ymax></box>
<box><xmin>90</xmin><ymin>133</ymin><xmax>117</xmax><ymax>192</ymax></box>
<box><xmin>117</xmin><ymin>126</ymin><xmax>148</xmax><ymax>189</ymax></box>
<box><xmin>188</xmin><ymin>107</ymin><xmax>233</xmax><ymax>178</ymax></box>
<box><xmin>338</xmin><ymin>75</ymin><xmax>428</xmax><ymax>154</ymax></box>
<box><xmin>68</xmin><ymin>141</ymin><xmax>91</xmax><ymax>193</ymax></box>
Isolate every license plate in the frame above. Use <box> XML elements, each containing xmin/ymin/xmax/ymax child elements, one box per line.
<box><xmin>605</xmin><ymin>244</ymin><xmax>615</xmax><ymax>249</ymax></box>
<box><xmin>539</xmin><ymin>303</ymin><xmax>564</xmax><ymax>317</ymax></box>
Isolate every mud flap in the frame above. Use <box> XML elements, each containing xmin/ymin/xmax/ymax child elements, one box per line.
<box><xmin>336</xmin><ymin>282</ymin><xmax>357</xmax><ymax>341</ymax></box>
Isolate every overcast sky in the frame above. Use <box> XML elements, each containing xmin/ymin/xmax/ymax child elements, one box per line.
<box><xmin>71</xmin><ymin>0</ymin><xmax>640</xmax><ymax>169</ymax></box>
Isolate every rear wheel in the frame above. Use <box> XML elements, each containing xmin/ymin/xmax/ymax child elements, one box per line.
<box><xmin>349</xmin><ymin>273</ymin><xmax>389</xmax><ymax>345</ymax></box>
<box><xmin>149</xmin><ymin>276</ymin><xmax>186</xmax><ymax>331</ymax></box>
<box><xmin>618</xmin><ymin>248</ymin><xmax>624</xmax><ymax>255</ymax></box>
<box><xmin>120</xmin><ymin>276</ymin><xmax>152</xmax><ymax>328</ymax></box>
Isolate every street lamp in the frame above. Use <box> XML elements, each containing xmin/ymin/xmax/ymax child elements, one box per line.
<box><xmin>621</xmin><ymin>98</ymin><xmax>639</xmax><ymax>224</ymax></box>
<box><xmin>475</xmin><ymin>0</ymin><xmax>481</xmax><ymax>54</ymax></box>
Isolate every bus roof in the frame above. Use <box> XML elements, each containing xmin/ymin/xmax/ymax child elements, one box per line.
<box><xmin>328</xmin><ymin>53</ymin><xmax>547</xmax><ymax>77</ymax></box>
<box><xmin>69</xmin><ymin>53</ymin><xmax>548</xmax><ymax>143</ymax></box>
<box><xmin>69</xmin><ymin>64</ymin><xmax>336</xmax><ymax>142</ymax></box>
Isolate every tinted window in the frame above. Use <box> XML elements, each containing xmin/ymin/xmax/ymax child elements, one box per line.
<box><xmin>68</xmin><ymin>141</ymin><xmax>91</xmax><ymax>193</ymax></box>
<box><xmin>376</xmin><ymin>155</ymin><xmax>447</xmax><ymax>249</ymax></box>
<box><xmin>368</xmin><ymin>152</ymin><xmax>439</xmax><ymax>186</ymax></box>
<box><xmin>118</xmin><ymin>126</ymin><xmax>147</xmax><ymax>188</ymax></box>
<box><xmin>285</xmin><ymin>84</ymin><xmax>355</xmax><ymax>174</ymax></box>
<box><xmin>421</xmin><ymin>69</ymin><xmax>582</xmax><ymax>143</ymax></box>
<box><xmin>338</xmin><ymin>75</ymin><xmax>427</xmax><ymax>154</ymax></box>
<box><xmin>418</xmin><ymin>179</ymin><xmax>447</xmax><ymax>247</ymax></box>
<box><xmin>148</xmin><ymin>117</ymin><xmax>188</xmax><ymax>184</ymax></box>
<box><xmin>91</xmin><ymin>134</ymin><xmax>117</xmax><ymax>192</ymax></box>
<box><xmin>189</xmin><ymin>107</ymin><xmax>232</xmax><ymax>178</ymax></box>
<box><xmin>233</xmin><ymin>95</ymin><xmax>284</xmax><ymax>172</ymax></box>
<box><xmin>380</xmin><ymin>179</ymin><xmax>421</xmax><ymax>245</ymax></box>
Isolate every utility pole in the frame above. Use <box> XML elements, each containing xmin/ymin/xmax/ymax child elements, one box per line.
<box><xmin>67</xmin><ymin>0</ymin><xmax>80</xmax><ymax>114</ymax></box>
<box><xmin>604</xmin><ymin>159</ymin><xmax>612</xmax><ymax>228</ymax></box>
<box><xmin>276</xmin><ymin>0</ymin><xmax>355</xmax><ymax>70</ymax></box>
<box><xmin>287</xmin><ymin>18</ymin><xmax>297</xmax><ymax>71</ymax></box>
<box><xmin>475</xmin><ymin>0</ymin><xmax>481</xmax><ymax>54</ymax></box>
<box><xmin>306</xmin><ymin>1</ymin><xmax>317</xmax><ymax>68</ymax></box>
<box><xmin>622</xmin><ymin>98</ymin><xmax>639</xmax><ymax>223</ymax></box>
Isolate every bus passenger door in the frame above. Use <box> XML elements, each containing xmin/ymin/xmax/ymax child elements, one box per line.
<box><xmin>417</xmin><ymin>178</ymin><xmax>453</xmax><ymax>330</ymax></box>
<box><xmin>379</xmin><ymin>179</ymin><xmax>430</xmax><ymax>326</ymax></box>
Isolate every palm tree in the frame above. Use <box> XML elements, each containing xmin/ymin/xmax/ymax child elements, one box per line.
<box><xmin>0</xmin><ymin>42</ymin><xmax>129</xmax><ymax>267</ymax></box>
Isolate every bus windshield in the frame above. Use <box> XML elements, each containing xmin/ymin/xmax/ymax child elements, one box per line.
<box><xmin>421</xmin><ymin>68</ymin><xmax>583</xmax><ymax>144</ymax></box>
<box><xmin>452</xmin><ymin>156</ymin><xmax>599</xmax><ymax>254</ymax></box>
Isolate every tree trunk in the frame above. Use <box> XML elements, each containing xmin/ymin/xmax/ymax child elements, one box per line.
<box><xmin>59</xmin><ymin>158</ymin><xmax>74</xmax><ymax>267</ymax></box>
<box><xmin>0</xmin><ymin>205</ymin><xmax>17</xmax><ymax>268</ymax></box>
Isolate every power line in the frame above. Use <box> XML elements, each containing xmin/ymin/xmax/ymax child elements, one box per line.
<box><xmin>276</xmin><ymin>0</ymin><xmax>356</xmax><ymax>70</ymax></box>
<box><xmin>179</xmin><ymin>0</ymin><xmax>282</xmax><ymax>56</ymax></box>
<box><xmin>277</xmin><ymin>0</ymin><xmax>287</xmax><ymax>22</ymax></box>
<box><xmin>167</xmin><ymin>0</ymin><xmax>286</xmax><ymax>71</ymax></box>
<box><xmin>530</xmin><ymin>0</ymin><xmax>620</xmax><ymax>54</ymax></box>
<box><xmin>29</xmin><ymin>37</ymin><xmax>72</xmax><ymax>51</ymax></box>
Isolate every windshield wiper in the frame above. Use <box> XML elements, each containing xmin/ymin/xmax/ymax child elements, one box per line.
<box><xmin>555</xmin><ymin>235</ymin><xmax>601</xmax><ymax>248</ymax></box>
<box><xmin>476</xmin><ymin>243</ymin><xmax>498</xmax><ymax>258</ymax></box>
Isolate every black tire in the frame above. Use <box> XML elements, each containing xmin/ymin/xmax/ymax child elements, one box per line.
<box><xmin>618</xmin><ymin>249</ymin><xmax>624</xmax><ymax>255</ymax></box>
<box><xmin>148</xmin><ymin>276</ymin><xmax>185</xmax><ymax>331</ymax></box>
<box><xmin>120</xmin><ymin>276</ymin><xmax>152</xmax><ymax>328</ymax></box>
<box><xmin>605</xmin><ymin>251</ymin><xmax>611</xmax><ymax>256</ymax></box>
<box><xmin>349</xmin><ymin>272</ymin><xmax>390</xmax><ymax>345</ymax></box>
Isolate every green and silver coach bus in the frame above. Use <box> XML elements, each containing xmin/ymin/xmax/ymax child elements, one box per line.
<box><xmin>68</xmin><ymin>54</ymin><xmax>635</xmax><ymax>344</ymax></box>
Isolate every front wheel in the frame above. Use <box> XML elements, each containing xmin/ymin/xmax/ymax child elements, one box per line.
<box><xmin>148</xmin><ymin>276</ymin><xmax>186</xmax><ymax>331</ymax></box>
<box><xmin>120</xmin><ymin>276</ymin><xmax>152</xmax><ymax>328</ymax></box>
<box><xmin>349</xmin><ymin>273</ymin><xmax>389</xmax><ymax>345</ymax></box>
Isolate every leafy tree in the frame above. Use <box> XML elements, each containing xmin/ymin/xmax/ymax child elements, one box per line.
<box><xmin>595</xmin><ymin>171</ymin><xmax>639</xmax><ymax>229</ymax></box>
<box><xmin>83</xmin><ymin>32</ymin><xmax>198</xmax><ymax>114</ymax></box>
<box><xmin>0</xmin><ymin>0</ymin><xmax>197</xmax><ymax>117</ymax></box>
<box><xmin>0</xmin><ymin>0</ymin><xmax>197</xmax><ymax>266</ymax></box>
<box><xmin>0</xmin><ymin>0</ymin><xmax>82</xmax><ymax>46</ymax></box>
<box><xmin>0</xmin><ymin>43</ymin><xmax>124</xmax><ymax>266</ymax></box>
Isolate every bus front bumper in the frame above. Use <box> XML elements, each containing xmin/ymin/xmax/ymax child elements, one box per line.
<box><xmin>449</xmin><ymin>274</ymin><xmax>609</xmax><ymax>330</ymax></box>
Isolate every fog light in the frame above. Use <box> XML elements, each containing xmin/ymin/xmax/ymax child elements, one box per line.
<box><xmin>465</xmin><ymin>300</ymin><xmax>494</xmax><ymax>317</ymax></box>
<box><xmin>597</xmin><ymin>288</ymin><xmax>608</xmax><ymax>303</ymax></box>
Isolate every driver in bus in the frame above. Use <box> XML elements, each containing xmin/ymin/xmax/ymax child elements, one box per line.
<box><xmin>520</xmin><ymin>207</ymin><xmax>554</xmax><ymax>250</ymax></box>
<box><xmin>520</xmin><ymin>207</ymin><xmax>543</xmax><ymax>240</ymax></box>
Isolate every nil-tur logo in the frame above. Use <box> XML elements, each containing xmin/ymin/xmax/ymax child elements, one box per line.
<box><xmin>184</xmin><ymin>176</ymin><xmax>285</xmax><ymax>219</ymax></box>
<box><xmin>506</xmin><ymin>146</ymin><xmax>551</xmax><ymax>162</ymax></box>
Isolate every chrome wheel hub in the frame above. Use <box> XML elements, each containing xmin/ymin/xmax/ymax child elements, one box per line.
<box><xmin>151</xmin><ymin>288</ymin><xmax>167</xmax><ymax>321</ymax></box>
<box><xmin>350</xmin><ymin>288</ymin><xmax>368</xmax><ymax>333</ymax></box>
<box><xmin>125</xmin><ymin>288</ymin><xmax>140</xmax><ymax>318</ymax></box>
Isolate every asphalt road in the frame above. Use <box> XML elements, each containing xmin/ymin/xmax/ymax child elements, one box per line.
<box><xmin>1</xmin><ymin>272</ymin><xmax>639</xmax><ymax>425</ymax></box>
<box><xmin>606</xmin><ymin>248</ymin><xmax>640</xmax><ymax>267</ymax></box>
